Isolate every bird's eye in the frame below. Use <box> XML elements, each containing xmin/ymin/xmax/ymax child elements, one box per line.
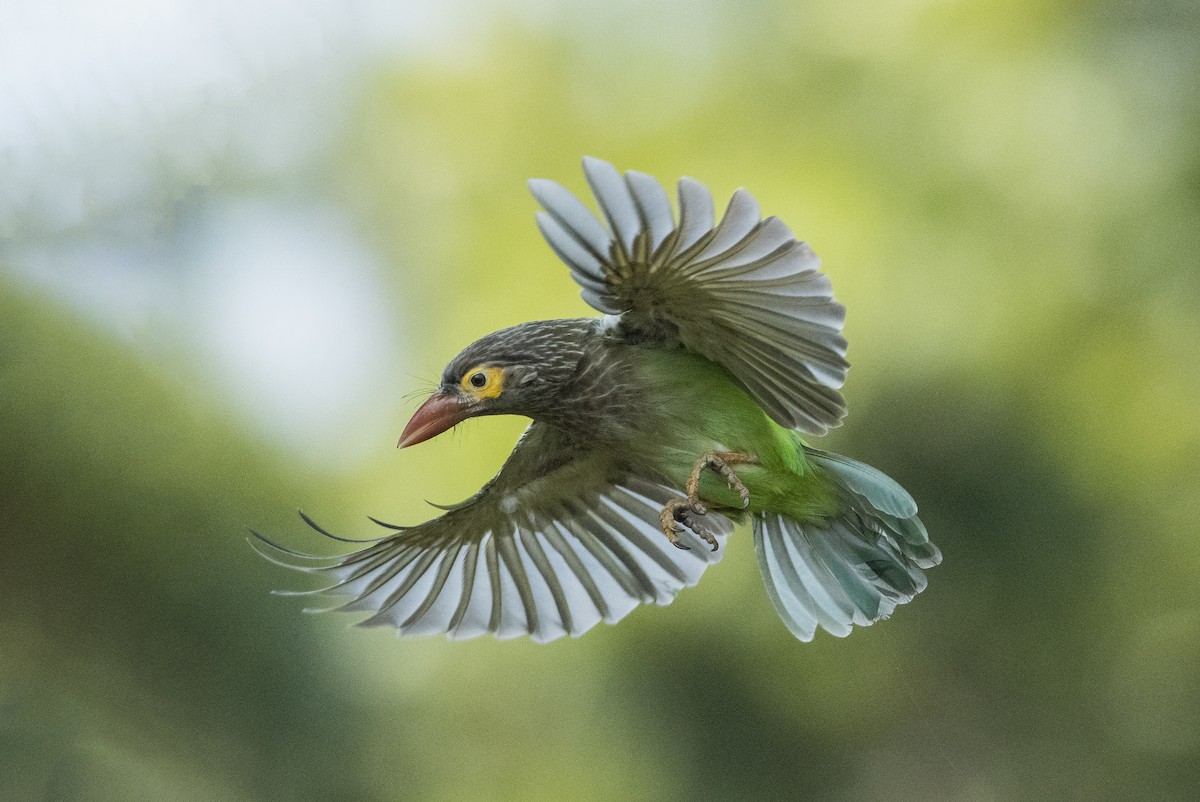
<box><xmin>460</xmin><ymin>366</ymin><xmax>505</xmax><ymax>398</ymax></box>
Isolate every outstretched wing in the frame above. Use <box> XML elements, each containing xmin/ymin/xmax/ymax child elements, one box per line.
<box><xmin>252</xmin><ymin>423</ymin><xmax>732</xmax><ymax>643</ymax></box>
<box><xmin>530</xmin><ymin>157</ymin><xmax>849</xmax><ymax>435</ymax></box>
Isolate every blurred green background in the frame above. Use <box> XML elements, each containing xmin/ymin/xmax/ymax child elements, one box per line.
<box><xmin>2</xmin><ymin>0</ymin><xmax>1198</xmax><ymax>799</ymax></box>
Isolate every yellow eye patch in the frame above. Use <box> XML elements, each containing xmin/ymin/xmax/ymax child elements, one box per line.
<box><xmin>460</xmin><ymin>366</ymin><xmax>505</xmax><ymax>399</ymax></box>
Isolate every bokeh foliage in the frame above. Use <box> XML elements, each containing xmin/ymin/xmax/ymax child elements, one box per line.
<box><xmin>3</xmin><ymin>1</ymin><xmax>1199</xmax><ymax>799</ymax></box>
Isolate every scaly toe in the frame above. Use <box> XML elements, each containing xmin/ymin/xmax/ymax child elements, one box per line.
<box><xmin>686</xmin><ymin>518</ymin><xmax>721</xmax><ymax>553</ymax></box>
<box><xmin>660</xmin><ymin>500</ymin><xmax>692</xmax><ymax>550</ymax></box>
<box><xmin>722</xmin><ymin>474</ymin><xmax>750</xmax><ymax>508</ymax></box>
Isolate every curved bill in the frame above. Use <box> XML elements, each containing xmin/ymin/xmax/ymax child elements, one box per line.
<box><xmin>398</xmin><ymin>391</ymin><xmax>471</xmax><ymax>448</ymax></box>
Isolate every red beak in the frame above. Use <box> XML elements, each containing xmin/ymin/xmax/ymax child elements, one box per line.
<box><xmin>397</xmin><ymin>391</ymin><xmax>471</xmax><ymax>448</ymax></box>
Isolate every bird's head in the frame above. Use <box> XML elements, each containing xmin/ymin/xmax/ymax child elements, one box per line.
<box><xmin>397</xmin><ymin>320</ymin><xmax>587</xmax><ymax>448</ymax></box>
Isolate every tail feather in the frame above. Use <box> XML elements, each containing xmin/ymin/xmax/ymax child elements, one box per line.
<box><xmin>756</xmin><ymin>515</ymin><xmax>852</xmax><ymax>639</ymax></box>
<box><xmin>752</xmin><ymin>450</ymin><xmax>941</xmax><ymax>641</ymax></box>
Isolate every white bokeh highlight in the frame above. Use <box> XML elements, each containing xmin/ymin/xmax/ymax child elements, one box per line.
<box><xmin>182</xmin><ymin>202</ymin><xmax>402</xmax><ymax>464</ymax></box>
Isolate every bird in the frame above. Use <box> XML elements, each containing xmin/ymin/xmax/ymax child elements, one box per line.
<box><xmin>251</xmin><ymin>157</ymin><xmax>941</xmax><ymax>643</ymax></box>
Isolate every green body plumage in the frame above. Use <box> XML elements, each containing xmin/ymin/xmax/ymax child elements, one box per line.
<box><xmin>601</xmin><ymin>340</ymin><xmax>839</xmax><ymax>521</ymax></box>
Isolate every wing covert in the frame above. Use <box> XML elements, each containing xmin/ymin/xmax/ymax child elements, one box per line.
<box><xmin>252</xmin><ymin>423</ymin><xmax>731</xmax><ymax>643</ymax></box>
<box><xmin>530</xmin><ymin>157</ymin><xmax>850</xmax><ymax>434</ymax></box>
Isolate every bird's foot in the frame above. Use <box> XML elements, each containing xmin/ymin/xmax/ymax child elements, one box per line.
<box><xmin>659</xmin><ymin>452</ymin><xmax>757</xmax><ymax>553</ymax></box>
<box><xmin>659</xmin><ymin>498</ymin><xmax>719</xmax><ymax>552</ymax></box>
<box><xmin>687</xmin><ymin>451</ymin><xmax>757</xmax><ymax>510</ymax></box>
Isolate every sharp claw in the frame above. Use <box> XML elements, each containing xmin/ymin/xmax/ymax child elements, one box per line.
<box><xmin>695</xmin><ymin>528</ymin><xmax>719</xmax><ymax>552</ymax></box>
<box><xmin>682</xmin><ymin>520</ymin><xmax>721</xmax><ymax>553</ymax></box>
<box><xmin>672</xmin><ymin>540</ymin><xmax>692</xmax><ymax>551</ymax></box>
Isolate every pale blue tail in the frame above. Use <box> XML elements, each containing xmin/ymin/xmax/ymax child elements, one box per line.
<box><xmin>753</xmin><ymin>449</ymin><xmax>941</xmax><ymax>641</ymax></box>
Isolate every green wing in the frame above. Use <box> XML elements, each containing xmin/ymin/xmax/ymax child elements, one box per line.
<box><xmin>253</xmin><ymin>423</ymin><xmax>731</xmax><ymax>643</ymax></box>
<box><xmin>530</xmin><ymin>157</ymin><xmax>849</xmax><ymax>434</ymax></box>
